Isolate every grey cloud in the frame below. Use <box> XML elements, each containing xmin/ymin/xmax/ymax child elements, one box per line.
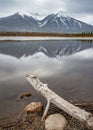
<box><xmin>63</xmin><ymin>0</ymin><xmax>93</xmax><ymax>14</ymax></box>
<box><xmin>0</xmin><ymin>0</ymin><xmax>16</xmax><ymax>10</ymax></box>
<box><xmin>0</xmin><ymin>0</ymin><xmax>17</xmax><ymax>16</ymax></box>
<box><xmin>0</xmin><ymin>0</ymin><xmax>93</xmax><ymax>14</ymax></box>
<box><xmin>0</xmin><ymin>0</ymin><xmax>64</xmax><ymax>14</ymax></box>
<box><xmin>0</xmin><ymin>0</ymin><xmax>14</xmax><ymax>6</ymax></box>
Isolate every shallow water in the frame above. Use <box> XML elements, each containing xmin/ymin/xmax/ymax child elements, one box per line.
<box><xmin>0</xmin><ymin>40</ymin><xmax>93</xmax><ymax>120</ymax></box>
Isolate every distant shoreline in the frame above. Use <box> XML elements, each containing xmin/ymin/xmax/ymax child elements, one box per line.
<box><xmin>0</xmin><ymin>32</ymin><xmax>93</xmax><ymax>37</ymax></box>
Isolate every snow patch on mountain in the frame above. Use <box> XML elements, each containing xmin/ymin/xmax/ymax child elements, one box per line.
<box><xmin>31</xmin><ymin>13</ymin><xmax>47</xmax><ymax>20</ymax></box>
<box><xmin>56</xmin><ymin>10</ymin><xmax>70</xmax><ymax>18</ymax></box>
<box><xmin>18</xmin><ymin>11</ymin><xmax>31</xmax><ymax>18</ymax></box>
<box><xmin>59</xmin><ymin>18</ymin><xmax>68</xmax><ymax>27</ymax></box>
<box><xmin>73</xmin><ymin>20</ymin><xmax>82</xmax><ymax>29</ymax></box>
<box><xmin>18</xmin><ymin>11</ymin><xmax>46</xmax><ymax>20</ymax></box>
<box><xmin>39</xmin><ymin>20</ymin><xmax>49</xmax><ymax>27</ymax></box>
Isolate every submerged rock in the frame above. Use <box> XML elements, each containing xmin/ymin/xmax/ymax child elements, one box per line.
<box><xmin>45</xmin><ymin>113</ymin><xmax>68</xmax><ymax>130</ymax></box>
<box><xmin>25</xmin><ymin>102</ymin><xmax>42</xmax><ymax>113</ymax></box>
<box><xmin>19</xmin><ymin>92</ymin><xmax>32</xmax><ymax>99</ymax></box>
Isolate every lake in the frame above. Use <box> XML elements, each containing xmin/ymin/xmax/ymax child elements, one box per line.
<box><xmin>0</xmin><ymin>39</ymin><xmax>93</xmax><ymax>120</ymax></box>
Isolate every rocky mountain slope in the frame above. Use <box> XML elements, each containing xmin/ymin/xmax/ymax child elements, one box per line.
<box><xmin>0</xmin><ymin>11</ymin><xmax>93</xmax><ymax>33</ymax></box>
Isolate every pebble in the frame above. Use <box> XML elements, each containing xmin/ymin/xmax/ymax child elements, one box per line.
<box><xmin>45</xmin><ymin>113</ymin><xmax>68</xmax><ymax>130</ymax></box>
<box><xmin>25</xmin><ymin>102</ymin><xmax>42</xmax><ymax>113</ymax></box>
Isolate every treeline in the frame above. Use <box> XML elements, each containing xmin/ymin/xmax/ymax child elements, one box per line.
<box><xmin>0</xmin><ymin>31</ymin><xmax>93</xmax><ymax>37</ymax></box>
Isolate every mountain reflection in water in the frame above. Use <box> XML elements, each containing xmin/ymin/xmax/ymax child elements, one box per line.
<box><xmin>0</xmin><ymin>40</ymin><xmax>93</xmax><ymax>120</ymax></box>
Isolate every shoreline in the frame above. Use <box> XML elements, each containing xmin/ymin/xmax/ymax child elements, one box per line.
<box><xmin>0</xmin><ymin>99</ymin><xmax>93</xmax><ymax>130</ymax></box>
<box><xmin>0</xmin><ymin>104</ymin><xmax>89</xmax><ymax>130</ymax></box>
<box><xmin>0</xmin><ymin>36</ymin><xmax>93</xmax><ymax>41</ymax></box>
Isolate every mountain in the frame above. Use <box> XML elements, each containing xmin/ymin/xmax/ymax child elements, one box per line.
<box><xmin>40</xmin><ymin>11</ymin><xmax>93</xmax><ymax>33</ymax></box>
<box><xmin>0</xmin><ymin>11</ymin><xmax>93</xmax><ymax>33</ymax></box>
<box><xmin>0</xmin><ymin>12</ymin><xmax>39</xmax><ymax>32</ymax></box>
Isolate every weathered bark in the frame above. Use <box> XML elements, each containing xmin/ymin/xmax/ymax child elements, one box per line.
<box><xmin>26</xmin><ymin>73</ymin><xmax>93</xmax><ymax>129</ymax></box>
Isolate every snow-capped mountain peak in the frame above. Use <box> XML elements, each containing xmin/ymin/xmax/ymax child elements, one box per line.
<box><xmin>18</xmin><ymin>11</ymin><xmax>46</xmax><ymax>20</ymax></box>
<box><xmin>56</xmin><ymin>10</ymin><xmax>69</xmax><ymax>18</ymax></box>
<box><xmin>18</xmin><ymin>11</ymin><xmax>32</xmax><ymax>18</ymax></box>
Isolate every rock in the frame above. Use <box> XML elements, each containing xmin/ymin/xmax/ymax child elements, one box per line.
<box><xmin>25</xmin><ymin>102</ymin><xmax>42</xmax><ymax>113</ymax></box>
<box><xmin>20</xmin><ymin>92</ymin><xmax>32</xmax><ymax>99</ymax></box>
<box><xmin>45</xmin><ymin>113</ymin><xmax>68</xmax><ymax>130</ymax></box>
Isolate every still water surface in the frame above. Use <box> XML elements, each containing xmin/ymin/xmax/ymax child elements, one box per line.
<box><xmin>0</xmin><ymin>40</ymin><xmax>93</xmax><ymax>120</ymax></box>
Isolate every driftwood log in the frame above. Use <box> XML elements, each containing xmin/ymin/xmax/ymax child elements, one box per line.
<box><xmin>26</xmin><ymin>73</ymin><xmax>93</xmax><ymax>129</ymax></box>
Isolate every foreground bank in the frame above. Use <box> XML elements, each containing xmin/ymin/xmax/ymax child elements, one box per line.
<box><xmin>0</xmin><ymin>103</ymin><xmax>91</xmax><ymax>130</ymax></box>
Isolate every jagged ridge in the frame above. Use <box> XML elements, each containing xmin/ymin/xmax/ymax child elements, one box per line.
<box><xmin>0</xmin><ymin>11</ymin><xmax>93</xmax><ymax>33</ymax></box>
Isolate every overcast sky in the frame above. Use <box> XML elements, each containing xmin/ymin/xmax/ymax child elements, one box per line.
<box><xmin>0</xmin><ymin>0</ymin><xmax>93</xmax><ymax>25</ymax></box>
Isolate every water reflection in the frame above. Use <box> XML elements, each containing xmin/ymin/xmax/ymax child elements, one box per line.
<box><xmin>0</xmin><ymin>40</ymin><xmax>93</xmax><ymax>120</ymax></box>
<box><xmin>80</xmin><ymin>39</ymin><xmax>93</xmax><ymax>43</ymax></box>
<box><xmin>0</xmin><ymin>40</ymin><xmax>93</xmax><ymax>58</ymax></box>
